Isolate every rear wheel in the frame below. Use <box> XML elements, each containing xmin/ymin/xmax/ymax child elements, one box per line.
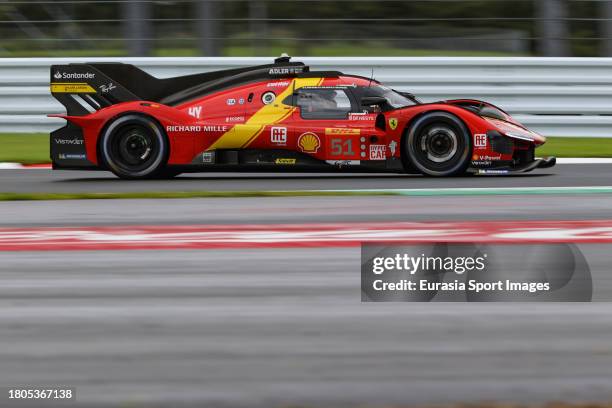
<box><xmin>404</xmin><ymin>112</ymin><xmax>471</xmax><ymax>176</ymax></box>
<box><xmin>100</xmin><ymin>115</ymin><xmax>168</xmax><ymax>179</ymax></box>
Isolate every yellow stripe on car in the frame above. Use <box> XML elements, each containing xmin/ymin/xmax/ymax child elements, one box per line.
<box><xmin>207</xmin><ymin>77</ymin><xmax>323</xmax><ymax>150</ymax></box>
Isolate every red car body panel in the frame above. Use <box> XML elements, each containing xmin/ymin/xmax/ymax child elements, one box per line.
<box><xmin>49</xmin><ymin>58</ymin><xmax>553</xmax><ymax>175</ymax></box>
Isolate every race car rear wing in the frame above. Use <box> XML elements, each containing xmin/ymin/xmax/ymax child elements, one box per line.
<box><xmin>50</xmin><ymin>60</ymin><xmax>309</xmax><ymax>116</ymax></box>
<box><xmin>51</xmin><ymin>63</ymin><xmax>138</xmax><ymax>116</ymax></box>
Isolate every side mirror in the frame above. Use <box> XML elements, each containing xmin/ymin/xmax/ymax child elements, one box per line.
<box><xmin>361</xmin><ymin>96</ymin><xmax>387</xmax><ymax>106</ymax></box>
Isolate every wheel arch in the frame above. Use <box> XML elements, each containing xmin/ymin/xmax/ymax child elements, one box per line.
<box><xmin>399</xmin><ymin>109</ymin><xmax>473</xmax><ymax>176</ymax></box>
<box><xmin>96</xmin><ymin>111</ymin><xmax>171</xmax><ymax>170</ymax></box>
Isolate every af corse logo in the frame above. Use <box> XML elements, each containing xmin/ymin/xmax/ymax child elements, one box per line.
<box><xmin>474</xmin><ymin>134</ymin><xmax>487</xmax><ymax>148</ymax></box>
<box><xmin>270</xmin><ymin>127</ymin><xmax>287</xmax><ymax>145</ymax></box>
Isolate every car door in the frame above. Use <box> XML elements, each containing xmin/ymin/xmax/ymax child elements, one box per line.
<box><xmin>289</xmin><ymin>87</ymin><xmax>363</xmax><ymax>162</ymax></box>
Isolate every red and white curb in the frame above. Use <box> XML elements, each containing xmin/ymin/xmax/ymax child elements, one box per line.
<box><xmin>0</xmin><ymin>158</ymin><xmax>611</xmax><ymax>170</ymax></box>
<box><xmin>2</xmin><ymin>220</ymin><xmax>612</xmax><ymax>251</ymax></box>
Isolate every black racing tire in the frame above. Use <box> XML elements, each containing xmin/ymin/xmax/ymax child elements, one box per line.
<box><xmin>99</xmin><ymin>114</ymin><xmax>169</xmax><ymax>179</ymax></box>
<box><xmin>404</xmin><ymin>112</ymin><xmax>472</xmax><ymax>177</ymax></box>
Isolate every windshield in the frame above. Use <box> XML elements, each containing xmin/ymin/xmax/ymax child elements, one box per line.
<box><xmin>359</xmin><ymin>85</ymin><xmax>417</xmax><ymax>109</ymax></box>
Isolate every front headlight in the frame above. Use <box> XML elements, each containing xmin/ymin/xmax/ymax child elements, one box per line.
<box><xmin>504</xmin><ymin>132</ymin><xmax>536</xmax><ymax>142</ymax></box>
<box><xmin>484</xmin><ymin>117</ymin><xmax>545</xmax><ymax>144</ymax></box>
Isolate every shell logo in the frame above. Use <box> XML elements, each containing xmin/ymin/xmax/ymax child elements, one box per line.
<box><xmin>297</xmin><ymin>132</ymin><xmax>320</xmax><ymax>153</ymax></box>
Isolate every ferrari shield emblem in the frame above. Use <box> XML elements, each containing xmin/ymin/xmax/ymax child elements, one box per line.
<box><xmin>389</xmin><ymin>118</ymin><xmax>398</xmax><ymax>130</ymax></box>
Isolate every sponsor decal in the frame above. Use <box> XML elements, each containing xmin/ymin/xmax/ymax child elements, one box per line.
<box><xmin>268</xmin><ymin>66</ymin><xmax>304</xmax><ymax>75</ymax></box>
<box><xmin>203</xmin><ymin>125</ymin><xmax>228</xmax><ymax>132</ymax></box>
<box><xmin>475</xmin><ymin>154</ymin><xmax>502</xmax><ymax>161</ymax></box>
<box><xmin>275</xmin><ymin>158</ymin><xmax>296</xmax><ymax>165</ymax></box>
<box><xmin>188</xmin><ymin>106</ymin><xmax>202</xmax><ymax>119</ymax></box>
<box><xmin>301</xmin><ymin>85</ymin><xmax>356</xmax><ymax>90</ymax></box>
<box><xmin>261</xmin><ymin>91</ymin><xmax>276</xmax><ymax>105</ymax></box>
<box><xmin>267</xmin><ymin>81</ymin><xmax>290</xmax><ymax>88</ymax></box>
<box><xmin>99</xmin><ymin>83</ymin><xmax>116</xmax><ymax>93</ymax></box>
<box><xmin>474</xmin><ymin>133</ymin><xmax>488</xmax><ymax>148</ymax></box>
<box><xmin>388</xmin><ymin>118</ymin><xmax>399</xmax><ymax>130</ymax></box>
<box><xmin>50</xmin><ymin>83</ymin><xmax>96</xmax><ymax>94</ymax></box>
<box><xmin>369</xmin><ymin>144</ymin><xmax>387</xmax><ymax>160</ymax></box>
<box><xmin>239</xmin><ymin>98</ymin><xmax>245</xmax><ymax>105</ymax></box>
<box><xmin>202</xmin><ymin>152</ymin><xmax>215</xmax><ymax>163</ymax></box>
<box><xmin>348</xmin><ymin>113</ymin><xmax>376</xmax><ymax>121</ymax></box>
<box><xmin>478</xmin><ymin>169</ymin><xmax>509</xmax><ymax>175</ymax></box>
<box><xmin>54</xmin><ymin>138</ymin><xmax>83</xmax><ymax>145</ymax></box>
<box><xmin>167</xmin><ymin>125</ymin><xmax>201</xmax><ymax>132</ymax></box>
<box><xmin>471</xmin><ymin>160</ymin><xmax>492</xmax><ymax>167</ymax></box>
<box><xmin>325</xmin><ymin>128</ymin><xmax>360</xmax><ymax>136</ymax></box>
<box><xmin>270</xmin><ymin>127</ymin><xmax>287</xmax><ymax>145</ymax></box>
<box><xmin>166</xmin><ymin>125</ymin><xmax>227</xmax><ymax>132</ymax></box>
<box><xmin>225</xmin><ymin>116</ymin><xmax>245</xmax><ymax>123</ymax></box>
<box><xmin>58</xmin><ymin>153</ymin><xmax>86</xmax><ymax>160</ymax></box>
<box><xmin>53</xmin><ymin>71</ymin><xmax>95</xmax><ymax>80</ymax></box>
<box><xmin>297</xmin><ymin>132</ymin><xmax>321</xmax><ymax>154</ymax></box>
<box><xmin>388</xmin><ymin>140</ymin><xmax>398</xmax><ymax>156</ymax></box>
<box><xmin>226</xmin><ymin>98</ymin><xmax>236</xmax><ymax>106</ymax></box>
<box><xmin>326</xmin><ymin>160</ymin><xmax>360</xmax><ymax>166</ymax></box>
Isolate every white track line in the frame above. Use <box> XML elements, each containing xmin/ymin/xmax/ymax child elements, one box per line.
<box><xmin>0</xmin><ymin>163</ymin><xmax>29</xmax><ymax>169</ymax></box>
<box><xmin>555</xmin><ymin>158</ymin><xmax>612</xmax><ymax>164</ymax></box>
<box><xmin>0</xmin><ymin>163</ymin><xmax>51</xmax><ymax>169</ymax></box>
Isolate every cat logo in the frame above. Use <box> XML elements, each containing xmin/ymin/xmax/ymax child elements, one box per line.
<box><xmin>388</xmin><ymin>118</ymin><xmax>399</xmax><ymax>131</ymax></box>
<box><xmin>275</xmin><ymin>158</ymin><xmax>296</xmax><ymax>165</ymax></box>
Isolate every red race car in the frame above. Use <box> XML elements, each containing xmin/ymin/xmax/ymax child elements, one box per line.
<box><xmin>49</xmin><ymin>55</ymin><xmax>555</xmax><ymax>179</ymax></box>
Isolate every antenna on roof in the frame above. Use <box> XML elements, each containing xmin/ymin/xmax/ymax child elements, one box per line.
<box><xmin>368</xmin><ymin>67</ymin><xmax>374</xmax><ymax>88</ymax></box>
<box><xmin>275</xmin><ymin>53</ymin><xmax>291</xmax><ymax>64</ymax></box>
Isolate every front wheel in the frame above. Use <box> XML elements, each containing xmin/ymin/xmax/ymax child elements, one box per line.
<box><xmin>99</xmin><ymin>115</ymin><xmax>169</xmax><ymax>179</ymax></box>
<box><xmin>404</xmin><ymin>112</ymin><xmax>471</xmax><ymax>177</ymax></box>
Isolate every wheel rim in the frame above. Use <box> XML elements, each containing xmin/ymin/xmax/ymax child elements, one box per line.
<box><xmin>421</xmin><ymin>126</ymin><xmax>457</xmax><ymax>163</ymax></box>
<box><xmin>413</xmin><ymin>123</ymin><xmax>464</xmax><ymax>171</ymax></box>
<box><xmin>109</xmin><ymin>125</ymin><xmax>159</xmax><ymax>173</ymax></box>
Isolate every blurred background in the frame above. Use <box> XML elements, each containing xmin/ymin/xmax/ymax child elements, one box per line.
<box><xmin>1</xmin><ymin>0</ymin><xmax>612</xmax><ymax>58</ymax></box>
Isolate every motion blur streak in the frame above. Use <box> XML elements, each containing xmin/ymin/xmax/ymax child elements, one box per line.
<box><xmin>3</xmin><ymin>220</ymin><xmax>612</xmax><ymax>251</ymax></box>
<box><xmin>1</xmin><ymin>247</ymin><xmax>612</xmax><ymax>407</ymax></box>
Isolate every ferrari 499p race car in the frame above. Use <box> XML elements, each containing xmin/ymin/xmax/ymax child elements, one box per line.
<box><xmin>49</xmin><ymin>55</ymin><xmax>556</xmax><ymax>179</ymax></box>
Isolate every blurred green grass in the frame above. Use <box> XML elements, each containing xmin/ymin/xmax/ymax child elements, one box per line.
<box><xmin>537</xmin><ymin>137</ymin><xmax>612</xmax><ymax>158</ymax></box>
<box><xmin>0</xmin><ymin>133</ymin><xmax>49</xmax><ymax>164</ymax></box>
<box><xmin>1</xmin><ymin>134</ymin><xmax>611</xmax><ymax>164</ymax></box>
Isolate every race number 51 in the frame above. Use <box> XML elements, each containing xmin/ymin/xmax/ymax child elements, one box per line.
<box><xmin>330</xmin><ymin>138</ymin><xmax>355</xmax><ymax>156</ymax></box>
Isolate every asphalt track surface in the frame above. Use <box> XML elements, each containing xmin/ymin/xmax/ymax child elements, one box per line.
<box><xmin>0</xmin><ymin>163</ymin><xmax>608</xmax><ymax>193</ymax></box>
<box><xmin>2</xmin><ymin>163</ymin><xmax>612</xmax><ymax>407</ymax></box>
<box><xmin>1</xmin><ymin>248</ymin><xmax>612</xmax><ymax>407</ymax></box>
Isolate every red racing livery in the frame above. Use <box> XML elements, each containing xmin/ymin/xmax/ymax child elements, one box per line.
<box><xmin>49</xmin><ymin>55</ymin><xmax>555</xmax><ymax>179</ymax></box>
